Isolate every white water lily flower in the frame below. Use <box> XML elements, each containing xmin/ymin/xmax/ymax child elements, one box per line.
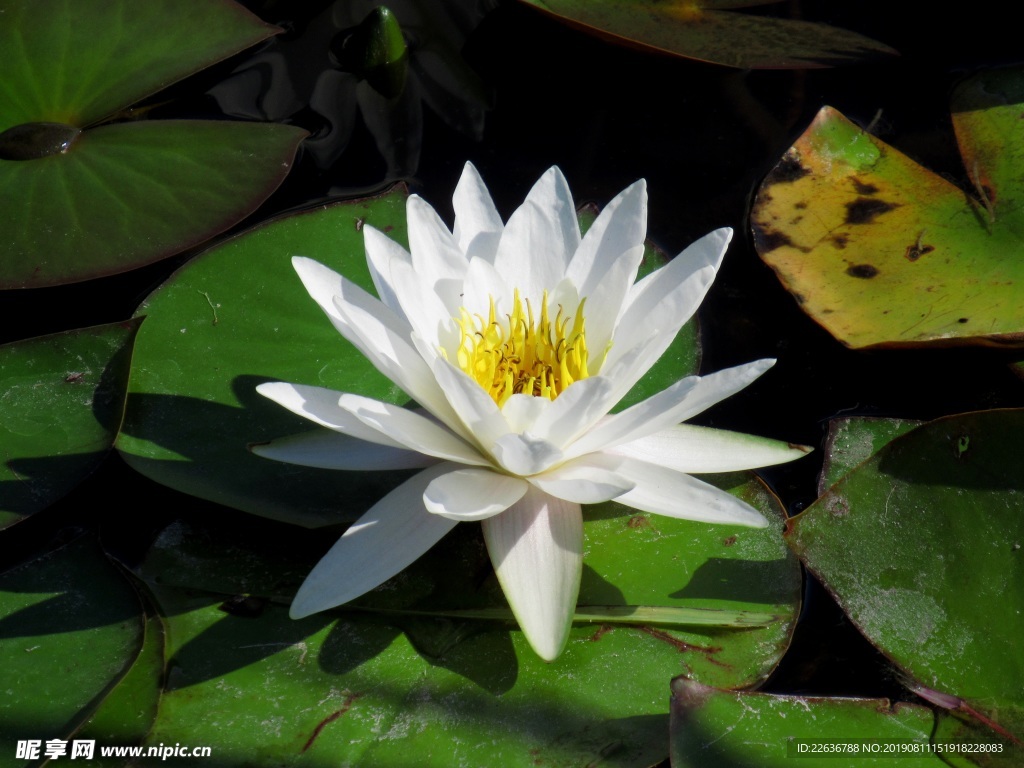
<box><xmin>254</xmin><ymin>163</ymin><xmax>808</xmax><ymax>661</ymax></box>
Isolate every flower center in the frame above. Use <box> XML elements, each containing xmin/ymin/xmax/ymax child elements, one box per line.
<box><xmin>452</xmin><ymin>289</ymin><xmax>590</xmax><ymax>406</ymax></box>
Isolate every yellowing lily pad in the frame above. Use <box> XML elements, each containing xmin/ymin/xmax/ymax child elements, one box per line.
<box><xmin>518</xmin><ymin>0</ymin><xmax>896</xmax><ymax>69</ymax></box>
<box><xmin>753</xmin><ymin>73</ymin><xmax>1024</xmax><ymax>347</ymax></box>
<box><xmin>786</xmin><ymin>409</ymin><xmax>1024</xmax><ymax>745</ymax></box>
<box><xmin>0</xmin><ymin>0</ymin><xmax>307</xmax><ymax>288</ymax></box>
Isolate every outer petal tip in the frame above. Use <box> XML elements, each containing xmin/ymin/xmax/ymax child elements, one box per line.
<box><xmin>482</xmin><ymin>489</ymin><xmax>583</xmax><ymax>662</ymax></box>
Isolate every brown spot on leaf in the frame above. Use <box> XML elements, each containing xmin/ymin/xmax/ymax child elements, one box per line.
<box><xmin>846</xmin><ymin>264</ymin><xmax>879</xmax><ymax>279</ymax></box>
<box><xmin>794</xmin><ymin>201</ymin><xmax>807</xmax><ymax>210</ymax></box>
<box><xmin>958</xmin><ymin>317</ymin><xmax>969</xmax><ymax>324</ymax></box>
<box><xmin>771</xmin><ymin>154</ymin><xmax>811</xmax><ymax>184</ymax></box>
<box><xmin>824</xmin><ymin>495</ymin><xmax>849</xmax><ymax>518</ymax></box>
<box><xmin>589</xmin><ymin>625</ymin><xmax>613</xmax><ymax>642</ymax></box>
<box><xmin>831</xmin><ymin>233</ymin><xmax>849</xmax><ymax>249</ymax></box>
<box><xmin>850</xmin><ymin>177</ymin><xmax>879</xmax><ymax>195</ymax></box>
<box><xmin>844</xmin><ymin>197</ymin><xmax>898</xmax><ymax>224</ymax></box>
<box><xmin>752</xmin><ymin>222</ymin><xmax>808</xmax><ymax>253</ymax></box>
<box><xmin>722</xmin><ymin>535</ymin><xmax>737</xmax><ymax>547</ymax></box>
<box><xmin>904</xmin><ymin>233</ymin><xmax>935</xmax><ymax>261</ymax></box>
<box><xmin>627</xmin><ymin>515</ymin><xmax>650</xmax><ymax>530</ymax></box>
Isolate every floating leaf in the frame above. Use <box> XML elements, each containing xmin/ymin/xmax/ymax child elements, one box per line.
<box><xmin>787</xmin><ymin>409</ymin><xmax>1024</xmax><ymax>744</ymax></box>
<box><xmin>0</xmin><ymin>536</ymin><xmax>145</xmax><ymax>748</ymax></box>
<box><xmin>142</xmin><ymin>586</ymin><xmax>674</xmax><ymax>768</ymax></box>
<box><xmin>117</xmin><ymin>191</ymin><xmax>699</xmax><ymax>527</ymax></box>
<box><xmin>0</xmin><ymin>0</ymin><xmax>308</xmax><ymax>288</ymax></box>
<box><xmin>130</xmin><ymin>471</ymin><xmax>797</xmax><ymax>767</ymax></box>
<box><xmin>117</xmin><ymin>188</ymin><xmax>413</xmax><ymax>528</ymax></box>
<box><xmin>137</xmin><ymin>471</ymin><xmax>799</xmax><ymax>683</ymax></box>
<box><xmin>518</xmin><ymin>0</ymin><xmax>896</xmax><ymax>69</ymax></box>
<box><xmin>0</xmin><ymin>320</ymin><xmax>139</xmax><ymax>528</ymax></box>
<box><xmin>0</xmin><ymin>0</ymin><xmax>279</xmax><ymax>129</ymax></box>
<box><xmin>670</xmin><ymin>678</ymin><xmax>991</xmax><ymax>767</ymax></box>
<box><xmin>753</xmin><ymin>71</ymin><xmax>1024</xmax><ymax>347</ymax></box>
<box><xmin>819</xmin><ymin>416</ymin><xmax>921</xmax><ymax>494</ymax></box>
<box><xmin>74</xmin><ymin>612</ymin><xmax>164</xmax><ymax>766</ymax></box>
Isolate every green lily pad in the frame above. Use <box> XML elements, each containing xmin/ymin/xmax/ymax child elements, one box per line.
<box><xmin>131</xmin><ymin>470</ymin><xmax>796</xmax><ymax>767</ymax></box>
<box><xmin>136</xmin><ymin>470</ymin><xmax>798</xmax><ymax>682</ymax></box>
<box><xmin>0</xmin><ymin>0</ymin><xmax>308</xmax><ymax>288</ymax></box>
<box><xmin>753</xmin><ymin>71</ymin><xmax>1024</xmax><ymax>347</ymax></box>
<box><xmin>117</xmin><ymin>188</ymin><xmax>414</xmax><ymax>528</ymax></box>
<box><xmin>0</xmin><ymin>0</ymin><xmax>279</xmax><ymax>129</ymax></box>
<box><xmin>142</xmin><ymin>585</ymin><xmax>675</xmax><ymax>768</ymax></box>
<box><xmin>0</xmin><ymin>319</ymin><xmax>140</xmax><ymax>529</ymax></box>
<box><xmin>518</xmin><ymin>0</ymin><xmax>896</xmax><ymax>69</ymax></box>
<box><xmin>583</xmin><ymin>474</ymin><xmax>800</xmax><ymax>689</ymax></box>
<box><xmin>819</xmin><ymin>417</ymin><xmax>922</xmax><ymax>494</ymax></box>
<box><xmin>669</xmin><ymin>678</ymin><xmax>1003</xmax><ymax>767</ymax></box>
<box><xmin>117</xmin><ymin>189</ymin><xmax>700</xmax><ymax>527</ymax></box>
<box><xmin>74</xmin><ymin>611</ymin><xmax>165</xmax><ymax>766</ymax></box>
<box><xmin>0</xmin><ymin>535</ymin><xmax>145</xmax><ymax>750</ymax></box>
<box><xmin>786</xmin><ymin>409</ymin><xmax>1024</xmax><ymax>744</ymax></box>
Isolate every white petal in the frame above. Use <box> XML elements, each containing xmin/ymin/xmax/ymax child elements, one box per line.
<box><xmin>290</xmin><ymin>464</ymin><xmax>458</xmax><ymax>618</ymax></box>
<box><xmin>377</xmin><ymin>250</ymin><xmax>455</xmax><ymax>349</ymax></box>
<box><xmin>336</xmin><ymin>393</ymin><xmax>490</xmax><ymax>466</ymax></box>
<box><xmin>430</xmin><ymin>358</ymin><xmax>511</xmax><ymax>450</ymax></box>
<box><xmin>597</xmin><ymin>454</ymin><xmax>768</xmax><ymax>527</ymax></box>
<box><xmin>566</xmin><ymin>178</ymin><xmax>647</xmax><ymax>297</ymax></box>
<box><xmin>626</xmin><ymin>227</ymin><xmax>732</xmax><ymax>314</ymax></box>
<box><xmin>528</xmin><ymin>457</ymin><xmax>634</xmax><ymax>503</ymax></box>
<box><xmin>423</xmin><ymin>467</ymin><xmax>528</xmax><ymax>520</ymax></box>
<box><xmin>292</xmin><ymin>255</ymin><xmax>364</xmax><ymax>333</ymax></box>
<box><xmin>362</xmin><ymin>225</ymin><xmax>411</xmax><ymax>318</ymax></box>
<box><xmin>453</xmin><ymin>161</ymin><xmax>503</xmax><ymax>262</ymax></box>
<box><xmin>609</xmin><ymin>424</ymin><xmax>812</xmax><ymax>473</ymax></box>
<box><xmin>481</xmin><ymin>487</ymin><xmax>583</xmax><ymax>661</ymax></box>
<box><xmin>529</xmin><ymin>376</ymin><xmax>615</xmax><ymax>448</ymax></box>
<box><xmin>604</xmin><ymin>228</ymin><xmax>732</xmax><ymax>374</ymax></box>
<box><xmin>460</xmin><ymin>255</ymin><xmax>511</xmax><ymax>320</ymax></box>
<box><xmin>290</xmin><ymin>257</ymin><xmax>461</xmax><ymax>431</ymax></box>
<box><xmin>491</xmin><ymin>433</ymin><xmax>563</xmax><ymax>476</ymax></box>
<box><xmin>580</xmin><ymin>244</ymin><xmax>645</xmax><ymax>359</ymax></box>
<box><xmin>251</xmin><ymin>429</ymin><xmax>438</xmax><ymax>470</ymax></box>
<box><xmin>556</xmin><ymin>333</ymin><xmax>663</xmax><ymax>431</ymax></box>
<box><xmin>565</xmin><ymin>359</ymin><xmax>775</xmax><ymax>459</ymax></box>
<box><xmin>501</xmin><ymin>394</ymin><xmax>550</xmax><ymax>434</ymax></box>
<box><xmin>324</xmin><ymin>288</ymin><xmax>467</xmax><ymax>437</ymax></box>
<box><xmin>493</xmin><ymin>167</ymin><xmax>579</xmax><ymax>299</ymax></box>
<box><xmin>407</xmin><ymin>195</ymin><xmax>468</xmax><ymax>311</ymax></box>
<box><xmin>256</xmin><ymin>381</ymin><xmax>406</xmax><ymax>448</ymax></box>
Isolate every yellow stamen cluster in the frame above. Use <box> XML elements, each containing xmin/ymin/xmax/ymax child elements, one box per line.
<box><xmin>452</xmin><ymin>289</ymin><xmax>590</xmax><ymax>406</ymax></box>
